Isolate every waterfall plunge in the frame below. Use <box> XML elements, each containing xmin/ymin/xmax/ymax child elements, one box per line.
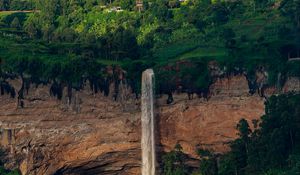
<box><xmin>141</xmin><ymin>69</ymin><xmax>156</xmax><ymax>175</ymax></box>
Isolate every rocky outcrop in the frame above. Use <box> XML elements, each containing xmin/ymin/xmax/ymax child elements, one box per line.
<box><xmin>0</xmin><ymin>80</ymin><xmax>140</xmax><ymax>175</ymax></box>
<box><xmin>157</xmin><ymin>95</ymin><xmax>264</xmax><ymax>156</ymax></box>
<box><xmin>209</xmin><ymin>75</ymin><xmax>250</xmax><ymax>97</ymax></box>
<box><xmin>283</xmin><ymin>77</ymin><xmax>300</xmax><ymax>93</ymax></box>
<box><xmin>0</xmin><ymin>74</ymin><xmax>299</xmax><ymax>175</ymax></box>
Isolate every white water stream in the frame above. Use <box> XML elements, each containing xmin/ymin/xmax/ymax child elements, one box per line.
<box><xmin>141</xmin><ymin>69</ymin><xmax>156</xmax><ymax>175</ymax></box>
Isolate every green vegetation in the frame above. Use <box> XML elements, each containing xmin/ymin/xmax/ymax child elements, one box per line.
<box><xmin>218</xmin><ymin>93</ymin><xmax>300</xmax><ymax>175</ymax></box>
<box><xmin>163</xmin><ymin>93</ymin><xmax>300</xmax><ymax>175</ymax></box>
<box><xmin>0</xmin><ymin>0</ymin><xmax>35</xmax><ymax>11</ymax></box>
<box><xmin>162</xmin><ymin>143</ymin><xmax>189</xmax><ymax>175</ymax></box>
<box><xmin>0</xmin><ymin>0</ymin><xmax>299</xmax><ymax>100</ymax></box>
<box><xmin>0</xmin><ymin>0</ymin><xmax>299</xmax><ymax>173</ymax></box>
<box><xmin>0</xmin><ymin>149</ymin><xmax>20</xmax><ymax>175</ymax></box>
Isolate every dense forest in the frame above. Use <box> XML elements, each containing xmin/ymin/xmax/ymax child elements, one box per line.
<box><xmin>0</xmin><ymin>0</ymin><xmax>34</xmax><ymax>10</ymax></box>
<box><xmin>0</xmin><ymin>0</ymin><xmax>299</xmax><ymax>102</ymax></box>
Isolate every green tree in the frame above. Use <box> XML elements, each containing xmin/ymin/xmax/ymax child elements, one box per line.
<box><xmin>150</xmin><ymin>0</ymin><xmax>172</xmax><ymax>21</ymax></box>
<box><xmin>24</xmin><ymin>15</ymin><xmax>39</xmax><ymax>38</ymax></box>
<box><xmin>111</xmin><ymin>26</ymin><xmax>139</xmax><ymax>60</ymax></box>
<box><xmin>163</xmin><ymin>143</ymin><xmax>189</xmax><ymax>175</ymax></box>
<box><xmin>0</xmin><ymin>0</ymin><xmax>9</xmax><ymax>10</ymax></box>
<box><xmin>219</xmin><ymin>119</ymin><xmax>251</xmax><ymax>175</ymax></box>
<box><xmin>219</xmin><ymin>94</ymin><xmax>300</xmax><ymax>175</ymax></box>
<box><xmin>119</xmin><ymin>0</ymin><xmax>135</xmax><ymax>10</ymax></box>
<box><xmin>208</xmin><ymin>2</ymin><xmax>230</xmax><ymax>25</ymax></box>
<box><xmin>156</xmin><ymin>68</ymin><xmax>176</xmax><ymax>104</ymax></box>
<box><xmin>237</xmin><ymin>119</ymin><xmax>251</xmax><ymax>144</ymax></box>
<box><xmin>10</xmin><ymin>17</ymin><xmax>21</xmax><ymax>29</ymax></box>
<box><xmin>168</xmin><ymin>0</ymin><xmax>180</xmax><ymax>9</ymax></box>
<box><xmin>280</xmin><ymin>0</ymin><xmax>300</xmax><ymax>28</ymax></box>
<box><xmin>222</xmin><ymin>28</ymin><xmax>236</xmax><ymax>49</ymax></box>
<box><xmin>0</xmin><ymin>149</ymin><xmax>20</xmax><ymax>175</ymax></box>
<box><xmin>198</xmin><ymin>149</ymin><xmax>218</xmax><ymax>175</ymax></box>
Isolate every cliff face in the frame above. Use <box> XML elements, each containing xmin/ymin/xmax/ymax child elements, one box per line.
<box><xmin>0</xmin><ymin>75</ymin><xmax>299</xmax><ymax>175</ymax></box>
<box><xmin>0</xmin><ymin>79</ymin><xmax>142</xmax><ymax>175</ymax></box>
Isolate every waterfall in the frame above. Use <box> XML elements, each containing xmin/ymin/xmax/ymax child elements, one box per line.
<box><xmin>141</xmin><ymin>69</ymin><xmax>156</xmax><ymax>175</ymax></box>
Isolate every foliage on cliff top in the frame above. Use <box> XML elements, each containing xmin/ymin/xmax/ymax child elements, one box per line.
<box><xmin>0</xmin><ymin>0</ymin><xmax>299</xmax><ymax>97</ymax></box>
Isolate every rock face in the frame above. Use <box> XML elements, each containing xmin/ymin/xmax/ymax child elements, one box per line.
<box><xmin>0</xmin><ymin>82</ymin><xmax>141</xmax><ymax>175</ymax></box>
<box><xmin>0</xmin><ymin>75</ymin><xmax>298</xmax><ymax>175</ymax></box>
<box><xmin>158</xmin><ymin>95</ymin><xmax>264</xmax><ymax>156</ymax></box>
<box><xmin>209</xmin><ymin>75</ymin><xmax>250</xmax><ymax>97</ymax></box>
<box><xmin>283</xmin><ymin>77</ymin><xmax>300</xmax><ymax>93</ymax></box>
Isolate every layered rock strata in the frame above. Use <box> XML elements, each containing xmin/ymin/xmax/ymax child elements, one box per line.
<box><xmin>0</xmin><ymin>75</ymin><xmax>299</xmax><ymax>175</ymax></box>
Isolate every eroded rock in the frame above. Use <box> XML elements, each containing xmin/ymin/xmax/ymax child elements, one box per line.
<box><xmin>1</xmin><ymin>74</ymin><xmax>298</xmax><ymax>175</ymax></box>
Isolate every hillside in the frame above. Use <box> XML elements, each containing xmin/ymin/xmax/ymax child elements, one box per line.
<box><xmin>0</xmin><ymin>0</ymin><xmax>300</xmax><ymax>175</ymax></box>
<box><xmin>1</xmin><ymin>0</ymin><xmax>299</xmax><ymax>97</ymax></box>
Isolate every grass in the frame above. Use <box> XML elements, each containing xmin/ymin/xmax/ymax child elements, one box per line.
<box><xmin>225</xmin><ymin>10</ymin><xmax>285</xmax><ymax>41</ymax></box>
<box><xmin>97</xmin><ymin>59</ymin><xmax>124</xmax><ymax>66</ymax></box>
<box><xmin>176</xmin><ymin>47</ymin><xmax>227</xmax><ymax>61</ymax></box>
<box><xmin>152</xmin><ymin>35</ymin><xmax>228</xmax><ymax>66</ymax></box>
<box><xmin>152</xmin><ymin>38</ymin><xmax>203</xmax><ymax>64</ymax></box>
<box><xmin>151</xmin><ymin>12</ymin><xmax>279</xmax><ymax>66</ymax></box>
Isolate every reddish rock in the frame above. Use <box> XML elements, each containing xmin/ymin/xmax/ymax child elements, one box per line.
<box><xmin>0</xmin><ymin>74</ymin><xmax>289</xmax><ymax>175</ymax></box>
<box><xmin>210</xmin><ymin>75</ymin><xmax>250</xmax><ymax>97</ymax></box>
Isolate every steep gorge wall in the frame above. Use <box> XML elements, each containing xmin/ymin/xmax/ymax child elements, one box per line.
<box><xmin>0</xmin><ymin>75</ymin><xmax>299</xmax><ymax>175</ymax></box>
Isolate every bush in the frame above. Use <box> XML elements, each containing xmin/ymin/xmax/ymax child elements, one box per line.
<box><xmin>162</xmin><ymin>143</ymin><xmax>189</xmax><ymax>175</ymax></box>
